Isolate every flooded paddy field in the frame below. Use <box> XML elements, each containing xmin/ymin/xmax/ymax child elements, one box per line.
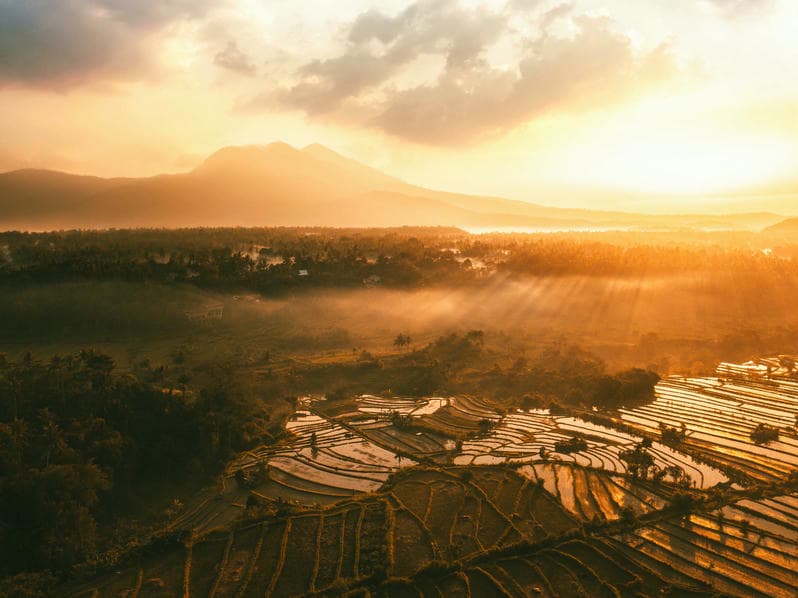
<box><xmin>63</xmin><ymin>357</ymin><xmax>798</xmax><ymax>597</ymax></box>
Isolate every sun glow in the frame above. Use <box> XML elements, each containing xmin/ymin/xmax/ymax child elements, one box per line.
<box><xmin>587</xmin><ymin>132</ymin><xmax>794</xmax><ymax>195</ymax></box>
<box><xmin>526</xmin><ymin>90</ymin><xmax>798</xmax><ymax>198</ymax></box>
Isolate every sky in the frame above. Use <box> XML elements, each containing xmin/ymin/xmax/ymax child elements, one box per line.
<box><xmin>0</xmin><ymin>0</ymin><xmax>797</xmax><ymax>213</ymax></box>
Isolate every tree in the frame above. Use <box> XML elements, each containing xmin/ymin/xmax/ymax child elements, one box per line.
<box><xmin>477</xmin><ymin>418</ymin><xmax>495</xmax><ymax>434</ymax></box>
<box><xmin>0</xmin><ymin>350</ymin><xmax>272</xmax><ymax>575</ymax></box>
<box><xmin>390</xmin><ymin>410</ymin><xmax>412</xmax><ymax>429</ymax></box>
<box><xmin>659</xmin><ymin>422</ymin><xmax>686</xmax><ymax>447</ymax></box>
<box><xmin>554</xmin><ymin>436</ymin><xmax>588</xmax><ymax>454</ymax></box>
<box><xmin>670</xmin><ymin>491</ymin><xmax>695</xmax><ymax>514</ymax></box>
<box><xmin>1</xmin><ymin>463</ymin><xmax>109</xmax><ymax>570</ymax></box>
<box><xmin>740</xmin><ymin>519</ymin><xmax>750</xmax><ymax>537</ymax></box>
<box><xmin>750</xmin><ymin>423</ymin><xmax>778</xmax><ymax>444</ymax></box>
<box><xmin>464</xmin><ymin>329</ymin><xmax>484</xmax><ymax>346</ymax></box>
<box><xmin>592</xmin><ymin>369</ymin><xmax>660</xmax><ymax>410</ymax></box>
<box><xmin>619</xmin><ymin>442</ymin><xmax>655</xmax><ymax>480</ymax></box>
<box><xmin>619</xmin><ymin>506</ymin><xmax>636</xmax><ymax>523</ymax></box>
<box><xmin>780</xmin><ymin>356</ymin><xmax>796</xmax><ymax>376</ymax></box>
<box><xmin>393</xmin><ymin>333</ymin><xmax>412</xmax><ymax>350</ymax></box>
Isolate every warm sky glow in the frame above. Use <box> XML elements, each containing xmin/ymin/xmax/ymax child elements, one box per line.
<box><xmin>1</xmin><ymin>0</ymin><xmax>797</xmax><ymax>213</ymax></box>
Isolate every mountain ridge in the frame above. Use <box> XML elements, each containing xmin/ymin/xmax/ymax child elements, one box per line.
<box><xmin>0</xmin><ymin>142</ymin><xmax>785</xmax><ymax>231</ymax></box>
<box><xmin>763</xmin><ymin>217</ymin><xmax>798</xmax><ymax>235</ymax></box>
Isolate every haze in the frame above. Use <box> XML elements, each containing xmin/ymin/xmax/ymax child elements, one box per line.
<box><xmin>2</xmin><ymin>0</ymin><xmax>798</xmax><ymax>214</ymax></box>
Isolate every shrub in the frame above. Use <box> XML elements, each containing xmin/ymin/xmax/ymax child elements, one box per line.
<box><xmin>670</xmin><ymin>491</ymin><xmax>695</xmax><ymax>514</ymax></box>
<box><xmin>750</xmin><ymin>423</ymin><xmax>778</xmax><ymax>444</ymax></box>
<box><xmin>327</xmin><ymin>387</ymin><xmax>348</xmax><ymax>401</ymax></box>
<box><xmin>554</xmin><ymin>436</ymin><xmax>588</xmax><ymax>454</ymax></box>
<box><xmin>477</xmin><ymin>418</ymin><xmax>495</xmax><ymax>434</ymax></box>
<box><xmin>619</xmin><ymin>506</ymin><xmax>636</xmax><ymax>523</ymax></box>
<box><xmin>659</xmin><ymin>422</ymin><xmax>686</xmax><ymax>447</ymax></box>
<box><xmin>619</xmin><ymin>443</ymin><xmax>655</xmax><ymax>479</ymax></box>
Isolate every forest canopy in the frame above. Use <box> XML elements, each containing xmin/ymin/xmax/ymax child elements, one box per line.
<box><xmin>0</xmin><ymin>227</ymin><xmax>796</xmax><ymax>295</ymax></box>
<box><xmin>0</xmin><ymin>351</ymin><xmax>269</xmax><ymax>574</ymax></box>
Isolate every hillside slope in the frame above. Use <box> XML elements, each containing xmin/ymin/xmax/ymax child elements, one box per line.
<box><xmin>763</xmin><ymin>217</ymin><xmax>798</xmax><ymax>235</ymax></box>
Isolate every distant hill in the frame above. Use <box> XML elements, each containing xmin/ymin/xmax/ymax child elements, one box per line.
<box><xmin>0</xmin><ymin>142</ymin><xmax>785</xmax><ymax>231</ymax></box>
<box><xmin>763</xmin><ymin>217</ymin><xmax>798</xmax><ymax>235</ymax></box>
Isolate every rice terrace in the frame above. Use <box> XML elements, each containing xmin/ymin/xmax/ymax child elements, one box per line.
<box><xmin>61</xmin><ymin>358</ymin><xmax>798</xmax><ymax>597</ymax></box>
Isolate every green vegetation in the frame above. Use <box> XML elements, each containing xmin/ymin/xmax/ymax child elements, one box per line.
<box><xmin>0</xmin><ymin>351</ymin><xmax>270</xmax><ymax>575</ymax></box>
<box><xmin>618</xmin><ymin>442</ymin><xmax>656</xmax><ymax>480</ymax></box>
<box><xmin>553</xmin><ymin>436</ymin><xmax>589</xmax><ymax>454</ymax></box>
<box><xmin>750</xmin><ymin>423</ymin><xmax>779</xmax><ymax>445</ymax></box>
<box><xmin>3</xmin><ymin>227</ymin><xmax>798</xmax><ymax>297</ymax></box>
<box><xmin>659</xmin><ymin>422</ymin><xmax>687</xmax><ymax>447</ymax></box>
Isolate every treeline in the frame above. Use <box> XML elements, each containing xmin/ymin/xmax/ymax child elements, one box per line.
<box><xmin>302</xmin><ymin>331</ymin><xmax>659</xmax><ymax>412</ymax></box>
<box><xmin>1</xmin><ymin>228</ymin><xmax>797</xmax><ymax>294</ymax></box>
<box><xmin>390</xmin><ymin>334</ymin><xmax>660</xmax><ymax>409</ymax></box>
<box><xmin>0</xmin><ymin>228</ymin><xmax>474</xmax><ymax>291</ymax></box>
<box><xmin>451</xmin><ymin>344</ymin><xmax>661</xmax><ymax>410</ymax></box>
<box><xmin>0</xmin><ymin>351</ymin><xmax>271</xmax><ymax>575</ymax></box>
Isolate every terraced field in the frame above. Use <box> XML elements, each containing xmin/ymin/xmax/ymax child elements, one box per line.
<box><xmin>611</xmin><ymin>363</ymin><xmax>798</xmax><ymax>482</ymax></box>
<box><xmin>356</xmin><ymin>395</ymin><xmax>449</xmax><ymax>417</ymax></box>
<box><xmin>65</xmin><ymin>468</ymin><xmax>583</xmax><ymax>597</ymax></box>
<box><xmin>165</xmin><ymin>364</ymin><xmax>796</xmax><ymax>535</ymax></box>
<box><xmin>619</xmin><ymin>494</ymin><xmax>798</xmax><ymax>598</ymax></box>
<box><xmin>379</xmin><ymin>492</ymin><xmax>798</xmax><ymax>598</ymax></box>
<box><xmin>63</xmin><ymin>358</ymin><xmax>798</xmax><ymax>597</ymax></box>
<box><xmin>231</xmin><ymin>410</ymin><xmax>416</xmax><ymax>504</ymax></box>
<box><xmin>454</xmin><ymin>410</ymin><xmax>726</xmax><ymax>488</ymax></box>
<box><xmin>413</xmin><ymin>395</ymin><xmax>504</xmax><ymax>438</ymax></box>
<box><xmin>518</xmin><ymin>462</ymin><xmax>671</xmax><ymax>521</ymax></box>
<box><xmin>66</xmin><ymin>466</ymin><xmax>798</xmax><ymax>597</ymax></box>
<box><xmin>218</xmin><ymin>394</ymin><xmax>517</xmax><ymax>513</ymax></box>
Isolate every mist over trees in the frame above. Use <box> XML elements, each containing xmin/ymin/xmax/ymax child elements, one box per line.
<box><xmin>2</xmin><ymin>228</ymin><xmax>797</xmax><ymax>296</ymax></box>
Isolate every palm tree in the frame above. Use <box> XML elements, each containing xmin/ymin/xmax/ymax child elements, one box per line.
<box><xmin>393</xmin><ymin>333</ymin><xmax>412</xmax><ymax>351</ymax></box>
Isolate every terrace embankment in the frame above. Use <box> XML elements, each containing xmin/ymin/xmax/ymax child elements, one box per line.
<box><xmin>63</xmin><ymin>463</ymin><xmax>798</xmax><ymax>597</ymax></box>
<box><xmin>60</xmin><ymin>358</ymin><xmax>798</xmax><ymax>597</ymax></box>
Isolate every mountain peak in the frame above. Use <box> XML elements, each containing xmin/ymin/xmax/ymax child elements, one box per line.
<box><xmin>301</xmin><ymin>143</ymin><xmax>339</xmax><ymax>157</ymax></box>
<box><xmin>196</xmin><ymin>142</ymin><xmax>300</xmax><ymax>174</ymax></box>
<box><xmin>301</xmin><ymin>143</ymin><xmax>358</xmax><ymax>169</ymax></box>
<box><xmin>264</xmin><ymin>141</ymin><xmax>299</xmax><ymax>154</ymax></box>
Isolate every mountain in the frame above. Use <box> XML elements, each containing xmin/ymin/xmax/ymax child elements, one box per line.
<box><xmin>0</xmin><ymin>142</ymin><xmax>785</xmax><ymax>231</ymax></box>
<box><xmin>763</xmin><ymin>217</ymin><xmax>798</xmax><ymax>236</ymax></box>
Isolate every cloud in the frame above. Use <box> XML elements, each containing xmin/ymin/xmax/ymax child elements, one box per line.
<box><xmin>704</xmin><ymin>0</ymin><xmax>774</xmax><ymax>17</ymax></box>
<box><xmin>89</xmin><ymin>0</ymin><xmax>215</xmax><ymax>28</ymax></box>
<box><xmin>538</xmin><ymin>3</ymin><xmax>573</xmax><ymax>30</ymax></box>
<box><xmin>273</xmin><ymin>0</ymin><xmax>506</xmax><ymax>117</ymax></box>
<box><xmin>375</xmin><ymin>16</ymin><xmax>678</xmax><ymax>144</ymax></box>
<box><xmin>261</xmin><ymin>0</ymin><xmax>681</xmax><ymax>145</ymax></box>
<box><xmin>0</xmin><ymin>0</ymin><xmax>218</xmax><ymax>89</ymax></box>
<box><xmin>214</xmin><ymin>41</ymin><xmax>256</xmax><ymax>76</ymax></box>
